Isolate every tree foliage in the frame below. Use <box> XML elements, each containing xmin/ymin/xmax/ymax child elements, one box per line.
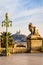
<box><xmin>1</xmin><ymin>32</ymin><xmax>14</xmax><ymax>48</ymax></box>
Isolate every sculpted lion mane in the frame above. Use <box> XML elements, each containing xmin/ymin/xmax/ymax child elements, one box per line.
<box><xmin>28</xmin><ymin>23</ymin><xmax>40</xmax><ymax>36</ymax></box>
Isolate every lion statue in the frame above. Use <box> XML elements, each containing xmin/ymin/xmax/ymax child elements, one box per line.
<box><xmin>28</xmin><ymin>23</ymin><xmax>40</xmax><ymax>36</ymax></box>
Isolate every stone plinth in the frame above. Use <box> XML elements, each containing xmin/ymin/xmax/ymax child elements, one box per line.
<box><xmin>27</xmin><ymin>35</ymin><xmax>42</xmax><ymax>52</ymax></box>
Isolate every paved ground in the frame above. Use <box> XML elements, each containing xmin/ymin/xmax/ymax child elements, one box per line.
<box><xmin>0</xmin><ymin>53</ymin><xmax>43</xmax><ymax>65</ymax></box>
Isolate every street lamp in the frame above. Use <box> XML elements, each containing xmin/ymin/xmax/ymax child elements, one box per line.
<box><xmin>2</xmin><ymin>13</ymin><xmax>12</xmax><ymax>56</ymax></box>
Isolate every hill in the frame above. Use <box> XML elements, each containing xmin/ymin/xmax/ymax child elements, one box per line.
<box><xmin>12</xmin><ymin>32</ymin><xmax>26</xmax><ymax>42</ymax></box>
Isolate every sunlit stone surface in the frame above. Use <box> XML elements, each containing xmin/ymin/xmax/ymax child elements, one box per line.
<box><xmin>0</xmin><ymin>53</ymin><xmax>43</xmax><ymax>65</ymax></box>
<box><xmin>27</xmin><ymin>23</ymin><xmax>42</xmax><ymax>52</ymax></box>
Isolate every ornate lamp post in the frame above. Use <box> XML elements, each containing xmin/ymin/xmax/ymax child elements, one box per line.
<box><xmin>2</xmin><ymin>13</ymin><xmax>12</xmax><ymax>55</ymax></box>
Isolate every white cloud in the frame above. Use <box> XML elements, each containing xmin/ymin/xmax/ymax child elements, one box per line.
<box><xmin>14</xmin><ymin>7</ymin><xmax>43</xmax><ymax>19</ymax></box>
<box><xmin>0</xmin><ymin>0</ymin><xmax>43</xmax><ymax>37</ymax></box>
<box><xmin>12</xmin><ymin>7</ymin><xmax>43</xmax><ymax>36</ymax></box>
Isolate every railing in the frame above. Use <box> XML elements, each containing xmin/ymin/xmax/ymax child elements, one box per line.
<box><xmin>0</xmin><ymin>47</ymin><xmax>27</xmax><ymax>54</ymax></box>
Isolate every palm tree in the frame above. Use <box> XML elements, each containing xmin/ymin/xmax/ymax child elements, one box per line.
<box><xmin>1</xmin><ymin>32</ymin><xmax>14</xmax><ymax>48</ymax></box>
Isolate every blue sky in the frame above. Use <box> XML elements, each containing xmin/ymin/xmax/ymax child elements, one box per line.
<box><xmin>0</xmin><ymin>0</ymin><xmax>43</xmax><ymax>36</ymax></box>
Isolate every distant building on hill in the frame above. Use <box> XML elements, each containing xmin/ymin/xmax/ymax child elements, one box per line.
<box><xmin>12</xmin><ymin>31</ymin><xmax>26</xmax><ymax>42</ymax></box>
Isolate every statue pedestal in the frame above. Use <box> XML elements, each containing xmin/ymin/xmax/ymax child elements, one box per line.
<box><xmin>27</xmin><ymin>35</ymin><xmax>42</xmax><ymax>52</ymax></box>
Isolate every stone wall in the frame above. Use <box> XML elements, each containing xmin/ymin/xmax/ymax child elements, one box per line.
<box><xmin>27</xmin><ymin>37</ymin><xmax>42</xmax><ymax>52</ymax></box>
<box><xmin>31</xmin><ymin>39</ymin><xmax>42</xmax><ymax>51</ymax></box>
